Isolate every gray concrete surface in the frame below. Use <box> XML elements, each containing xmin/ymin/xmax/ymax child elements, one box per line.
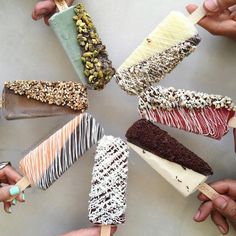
<box><xmin>0</xmin><ymin>0</ymin><xmax>236</xmax><ymax>235</ymax></box>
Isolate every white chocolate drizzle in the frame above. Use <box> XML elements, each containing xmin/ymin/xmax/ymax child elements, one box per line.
<box><xmin>138</xmin><ymin>86</ymin><xmax>236</xmax><ymax>140</ymax></box>
<box><xmin>19</xmin><ymin>113</ymin><xmax>104</xmax><ymax>190</ymax></box>
<box><xmin>88</xmin><ymin>136</ymin><xmax>129</xmax><ymax>225</ymax></box>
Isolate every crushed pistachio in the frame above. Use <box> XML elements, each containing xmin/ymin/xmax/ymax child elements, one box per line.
<box><xmin>73</xmin><ymin>4</ymin><xmax>115</xmax><ymax>90</ymax></box>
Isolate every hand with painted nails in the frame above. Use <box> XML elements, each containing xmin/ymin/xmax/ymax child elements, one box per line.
<box><xmin>61</xmin><ymin>226</ymin><xmax>117</xmax><ymax>236</ymax></box>
<box><xmin>194</xmin><ymin>179</ymin><xmax>236</xmax><ymax>235</ymax></box>
<box><xmin>186</xmin><ymin>0</ymin><xmax>236</xmax><ymax>41</ymax></box>
<box><xmin>0</xmin><ymin>164</ymin><xmax>25</xmax><ymax>213</ymax></box>
<box><xmin>32</xmin><ymin>0</ymin><xmax>74</xmax><ymax>25</ymax></box>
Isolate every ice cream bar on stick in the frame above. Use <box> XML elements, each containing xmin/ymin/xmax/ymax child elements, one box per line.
<box><xmin>114</xmin><ymin>7</ymin><xmax>206</xmax><ymax>95</ymax></box>
<box><xmin>2</xmin><ymin>80</ymin><xmax>88</xmax><ymax>120</ymax></box>
<box><xmin>49</xmin><ymin>3</ymin><xmax>115</xmax><ymax>90</ymax></box>
<box><xmin>139</xmin><ymin>86</ymin><xmax>236</xmax><ymax>140</ymax></box>
<box><xmin>126</xmin><ymin>119</ymin><xmax>217</xmax><ymax>199</ymax></box>
<box><xmin>88</xmin><ymin>136</ymin><xmax>129</xmax><ymax>236</ymax></box>
<box><xmin>11</xmin><ymin>113</ymin><xmax>104</xmax><ymax>193</ymax></box>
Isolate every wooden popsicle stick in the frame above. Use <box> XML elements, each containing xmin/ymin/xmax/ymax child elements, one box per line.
<box><xmin>198</xmin><ymin>183</ymin><xmax>219</xmax><ymax>200</ymax></box>
<box><xmin>7</xmin><ymin>176</ymin><xmax>31</xmax><ymax>202</ymax></box>
<box><xmin>188</xmin><ymin>5</ymin><xmax>207</xmax><ymax>24</ymax></box>
<box><xmin>100</xmin><ymin>225</ymin><xmax>111</xmax><ymax>236</ymax></box>
<box><xmin>228</xmin><ymin>117</ymin><xmax>236</xmax><ymax>128</ymax></box>
<box><xmin>54</xmin><ymin>0</ymin><xmax>69</xmax><ymax>12</ymax></box>
<box><xmin>16</xmin><ymin>176</ymin><xmax>31</xmax><ymax>192</ymax></box>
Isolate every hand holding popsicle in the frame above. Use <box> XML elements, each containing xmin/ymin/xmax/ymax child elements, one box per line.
<box><xmin>32</xmin><ymin>0</ymin><xmax>74</xmax><ymax>25</ymax></box>
<box><xmin>187</xmin><ymin>0</ymin><xmax>236</xmax><ymax>41</ymax></box>
<box><xmin>7</xmin><ymin>113</ymin><xmax>104</xmax><ymax>201</ymax></box>
<box><xmin>195</xmin><ymin>179</ymin><xmax>236</xmax><ymax>235</ymax></box>
<box><xmin>0</xmin><ymin>164</ymin><xmax>25</xmax><ymax>213</ymax></box>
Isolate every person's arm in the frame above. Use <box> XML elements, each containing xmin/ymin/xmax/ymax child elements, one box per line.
<box><xmin>186</xmin><ymin>0</ymin><xmax>236</xmax><ymax>41</ymax></box>
<box><xmin>32</xmin><ymin>0</ymin><xmax>74</xmax><ymax>25</ymax></box>
<box><xmin>0</xmin><ymin>162</ymin><xmax>25</xmax><ymax>213</ymax></box>
<box><xmin>61</xmin><ymin>226</ymin><xmax>117</xmax><ymax>236</ymax></box>
<box><xmin>194</xmin><ymin>179</ymin><xmax>236</xmax><ymax>235</ymax></box>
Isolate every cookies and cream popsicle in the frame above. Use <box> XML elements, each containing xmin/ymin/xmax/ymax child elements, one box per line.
<box><xmin>89</xmin><ymin>135</ymin><xmax>129</xmax><ymax>235</ymax></box>
<box><xmin>114</xmin><ymin>11</ymin><xmax>201</xmax><ymax>95</ymax></box>
<box><xmin>139</xmin><ymin>86</ymin><xmax>236</xmax><ymax>140</ymax></box>
<box><xmin>49</xmin><ymin>3</ymin><xmax>115</xmax><ymax>90</ymax></box>
<box><xmin>126</xmin><ymin>119</ymin><xmax>214</xmax><ymax>197</ymax></box>
<box><xmin>2</xmin><ymin>80</ymin><xmax>88</xmax><ymax>120</ymax></box>
<box><xmin>13</xmin><ymin>113</ymin><xmax>104</xmax><ymax>192</ymax></box>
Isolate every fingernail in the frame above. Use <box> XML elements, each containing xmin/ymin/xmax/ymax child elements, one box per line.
<box><xmin>9</xmin><ymin>186</ymin><xmax>20</xmax><ymax>196</ymax></box>
<box><xmin>214</xmin><ymin>196</ymin><xmax>227</xmax><ymax>210</ymax></box>
<box><xmin>36</xmin><ymin>15</ymin><xmax>43</xmax><ymax>20</ymax></box>
<box><xmin>22</xmin><ymin>193</ymin><xmax>26</xmax><ymax>201</ymax></box>
<box><xmin>12</xmin><ymin>199</ymin><xmax>17</xmax><ymax>205</ymax></box>
<box><xmin>8</xmin><ymin>207</ymin><xmax>12</xmax><ymax>214</ymax></box>
<box><xmin>194</xmin><ymin>210</ymin><xmax>201</xmax><ymax>220</ymax></box>
<box><xmin>218</xmin><ymin>225</ymin><xmax>227</xmax><ymax>234</ymax></box>
<box><xmin>205</xmin><ymin>0</ymin><xmax>219</xmax><ymax>12</ymax></box>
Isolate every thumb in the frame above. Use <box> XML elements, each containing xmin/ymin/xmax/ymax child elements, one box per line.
<box><xmin>0</xmin><ymin>185</ymin><xmax>20</xmax><ymax>201</ymax></box>
<box><xmin>204</xmin><ymin>0</ymin><xmax>236</xmax><ymax>12</ymax></box>
<box><xmin>213</xmin><ymin>195</ymin><xmax>236</xmax><ymax>225</ymax></box>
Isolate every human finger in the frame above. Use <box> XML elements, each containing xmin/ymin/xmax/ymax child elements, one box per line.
<box><xmin>186</xmin><ymin>4</ymin><xmax>229</xmax><ymax>35</ymax></box>
<box><xmin>2</xmin><ymin>165</ymin><xmax>22</xmax><ymax>184</ymax></box>
<box><xmin>44</xmin><ymin>14</ymin><xmax>53</xmax><ymax>25</ymax></box>
<box><xmin>211</xmin><ymin>210</ymin><xmax>229</xmax><ymax>235</ymax></box>
<box><xmin>3</xmin><ymin>201</ymin><xmax>12</xmax><ymax>214</ymax></box>
<box><xmin>65</xmin><ymin>0</ymin><xmax>74</xmax><ymax>6</ymax></box>
<box><xmin>15</xmin><ymin>192</ymin><xmax>25</xmax><ymax>203</ymax></box>
<box><xmin>212</xmin><ymin>195</ymin><xmax>236</xmax><ymax>228</ymax></box>
<box><xmin>193</xmin><ymin>200</ymin><xmax>213</xmax><ymax>222</ymax></box>
<box><xmin>204</xmin><ymin>0</ymin><xmax>236</xmax><ymax>13</ymax></box>
<box><xmin>0</xmin><ymin>185</ymin><xmax>20</xmax><ymax>202</ymax></box>
<box><xmin>198</xmin><ymin>180</ymin><xmax>236</xmax><ymax>202</ymax></box>
<box><xmin>32</xmin><ymin>1</ymin><xmax>56</xmax><ymax>21</ymax></box>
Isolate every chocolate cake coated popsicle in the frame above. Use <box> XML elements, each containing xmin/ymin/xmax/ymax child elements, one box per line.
<box><xmin>139</xmin><ymin>86</ymin><xmax>236</xmax><ymax>140</ymax></box>
<box><xmin>114</xmin><ymin>7</ymin><xmax>206</xmax><ymax>95</ymax></box>
<box><xmin>49</xmin><ymin>3</ymin><xmax>115</xmax><ymax>90</ymax></box>
<box><xmin>2</xmin><ymin>80</ymin><xmax>88</xmax><ymax>120</ymax></box>
<box><xmin>126</xmin><ymin>119</ymin><xmax>217</xmax><ymax>199</ymax></box>
<box><xmin>88</xmin><ymin>136</ymin><xmax>129</xmax><ymax>236</ymax></box>
<box><xmin>12</xmin><ymin>113</ymin><xmax>104</xmax><ymax>193</ymax></box>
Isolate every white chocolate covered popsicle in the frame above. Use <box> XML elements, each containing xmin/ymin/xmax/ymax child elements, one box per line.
<box><xmin>126</xmin><ymin>119</ymin><xmax>213</xmax><ymax>197</ymax></box>
<box><xmin>114</xmin><ymin>11</ymin><xmax>201</xmax><ymax>95</ymax></box>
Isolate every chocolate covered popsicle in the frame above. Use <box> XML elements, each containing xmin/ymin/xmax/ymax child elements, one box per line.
<box><xmin>13</xmin><ymin>113</ymin><xmax>104</xmax><ymax>191</ymax></box>
<box><xmin>126</xmin><ymin>119</ymin><xmax>215</xmax><ymax>197</ymax></box>
<box><xmin>2</xmin><ymin>80</ymin><xmax>88</xmax><ymax>120</ymax></box>
<box><xmin>89</xmin><ymin>135</ymin><xmax>129</xmax><ymax>235</ymax></box>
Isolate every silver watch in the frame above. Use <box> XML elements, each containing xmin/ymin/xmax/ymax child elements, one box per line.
<box><xmin>0</xmin><ymin>161</ymin><xmax>11</xmax><ymax>170</ymax></box>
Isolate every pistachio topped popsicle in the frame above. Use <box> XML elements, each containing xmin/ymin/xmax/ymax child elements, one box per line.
<box><xmin>49</xmin><ymin>3</ymin><xmax>115</xmax><ymax>90</ymax></box>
